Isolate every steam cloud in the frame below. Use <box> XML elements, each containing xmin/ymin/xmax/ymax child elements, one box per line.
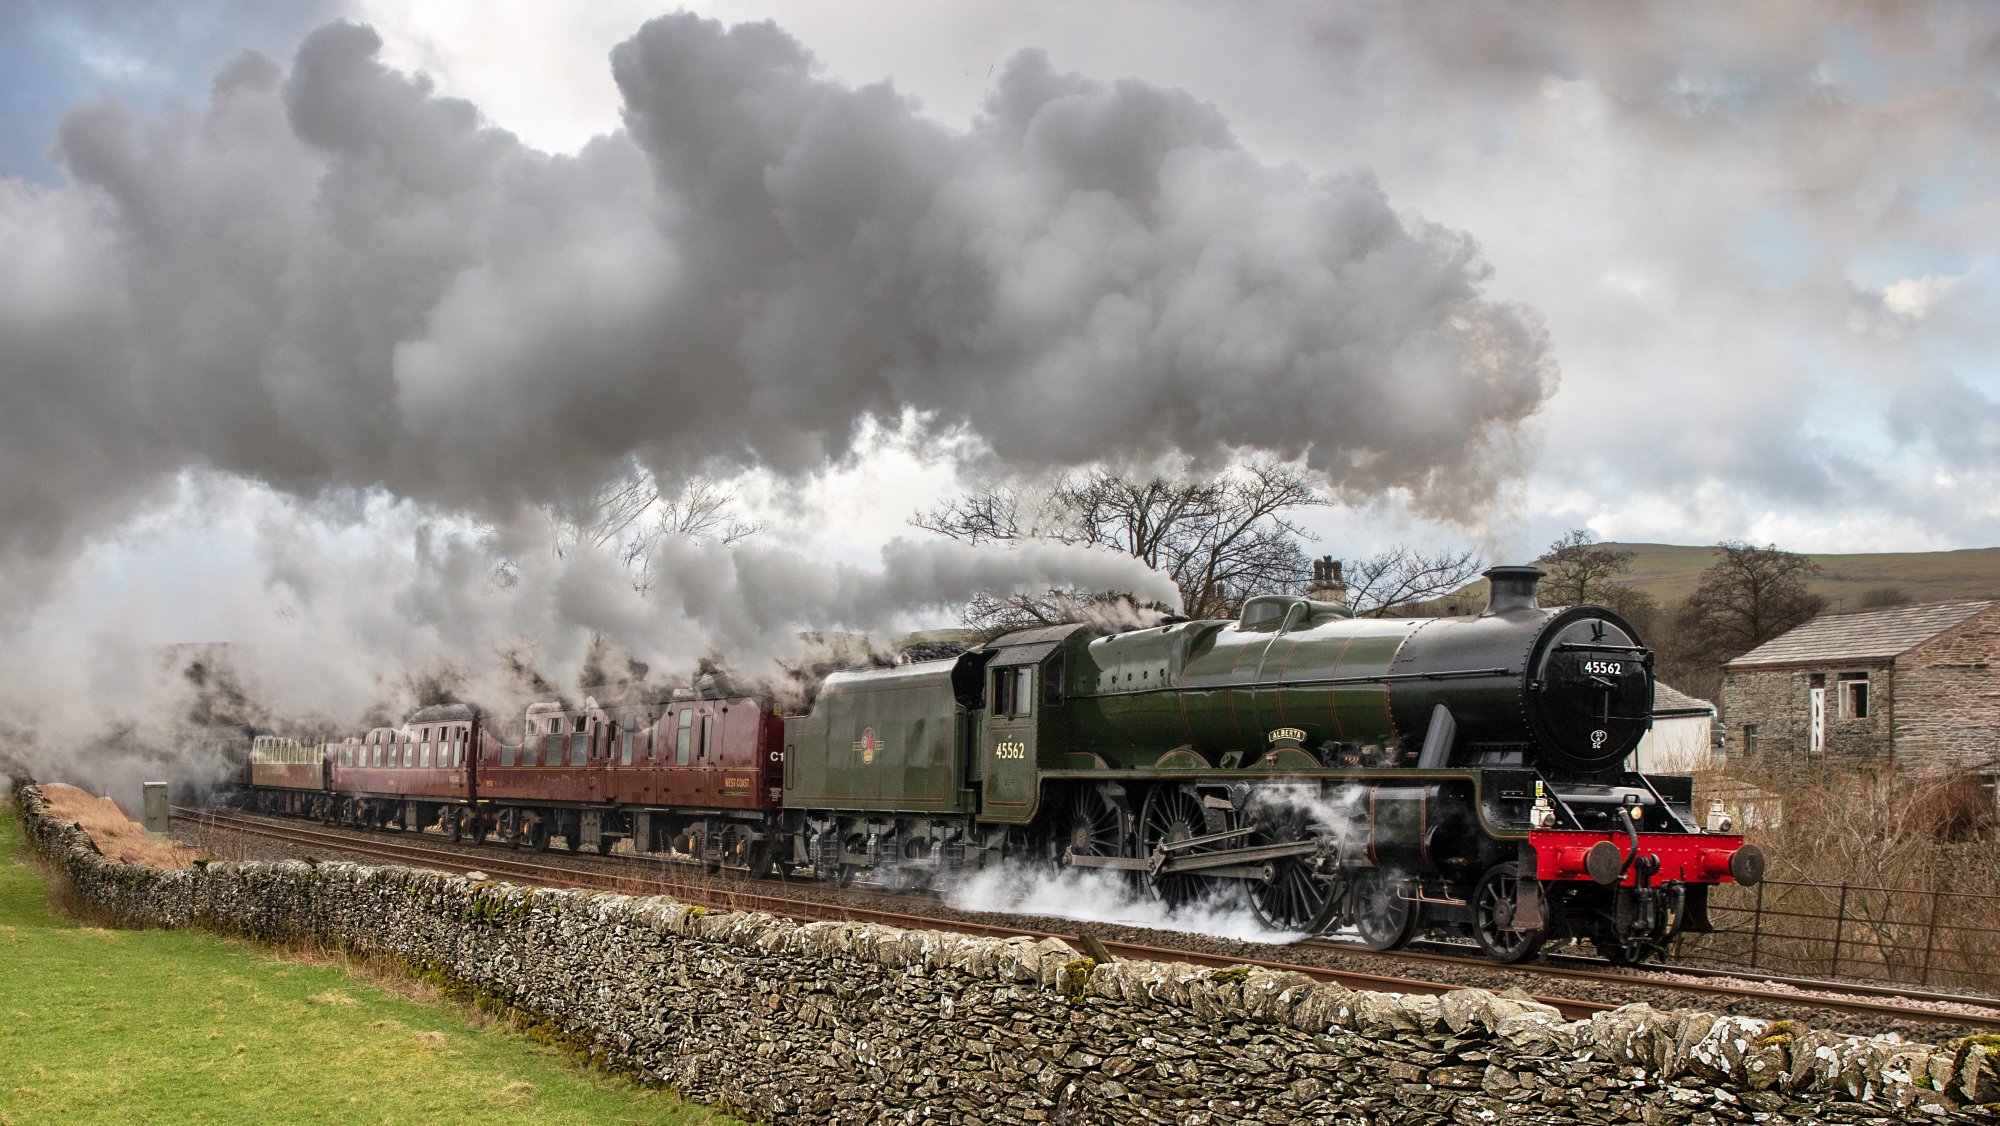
<box><xmin>945</xmin><ymin>862</ymin><xmax>1308</xmax><ymax>946</ymax></box>
<box><xmin>0</xmin><ymin>13</ymin><xmax>1556</xmax><ymax>790</ymax></box>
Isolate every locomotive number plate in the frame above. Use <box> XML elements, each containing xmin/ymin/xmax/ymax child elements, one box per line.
<box><xmin>994</xmin><ymin>740</ymin><xmax>1028</xmax><ymax>760</ymax></box>
<box><xmin>1581</xmin><ymin>660</ymin><xmax>1624</xmax><ymax>676</ymax></box>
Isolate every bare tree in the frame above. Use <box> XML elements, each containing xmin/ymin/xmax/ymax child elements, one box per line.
<box><xmin>1535</xmin><ymin>528</ymin><xmax>1659</xmax><ymax>628</ymax></box>
<box><xmin>1672</xmin><ymin>541</ymin><xmax>1825</xmax><ymax>696</ymax></box>
<box><xmin>546</xmin><ymin>469</ymin><xmax>658</xmax><ymax>560</ymax></box>
<box><xmin>916</xmin><ymin>459</ymin><xmax>1328</xmax><ymax>628</ymax></box>
<box><xmin>1856</xmin><ymin>586</ymin><xmax>1911</xmax><ymax>610</ymax></box>
<box><xmin>629</xmin><ymin>478</ymin><xmax>764</xmax><ymax>594</ymax></box>
<box><xmin>1538</xmin><ymin>529</ymin><xmax>1634</xmax><ymax>606</ymax></box>
<box><xmin>530</xmin><ymin>469</ymin><xmax>763</xmax><ymax>595</ymax></box>
<box><xmin>1340</xmin><ymin>546</ymin><xmax>1485</xmax><ymax>617</ymax></box>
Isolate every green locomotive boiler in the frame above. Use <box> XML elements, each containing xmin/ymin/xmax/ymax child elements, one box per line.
<box><xmin>782</xmin><ymin>566</ymin><xmax>1762</xmax><ymax>964</ymax></box>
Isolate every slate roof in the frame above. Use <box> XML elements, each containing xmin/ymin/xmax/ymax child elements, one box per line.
<box><xmin>1725</xmin><ymin>601</ymin><xmax>1995</xmax><ymax>669</ymax></box>
<box><xmin>1652</xmin><ymin>682</ymin><xmax>1715</xmax><ymax>718</ymax></box>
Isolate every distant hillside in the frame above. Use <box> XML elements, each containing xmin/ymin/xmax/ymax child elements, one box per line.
<box><xmin>1563</xmin><ymin>543</ymin><xmax>2000</xmax><ymax>611</ymax></box>
<box><xmin>1431</xmin><ymin>543</ymin><xmax>2000</xmax><ymax>616</ymax></box>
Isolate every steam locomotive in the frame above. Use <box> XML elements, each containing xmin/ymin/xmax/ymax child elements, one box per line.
<box><xmin>240</xmin><ymin>565</ymin><xmax>1762</xmax><ymax>965</ymax></box>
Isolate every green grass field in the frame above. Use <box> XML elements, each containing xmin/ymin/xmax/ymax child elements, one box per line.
<box><xmin>0</xmin><ymin>802</ymin><xmax>745</xmax><ymax>1125</ymax></box>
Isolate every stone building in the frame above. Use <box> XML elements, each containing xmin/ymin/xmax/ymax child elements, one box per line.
<box><xmin>1719</xmin><ymin>600</ymin><xmax>2000</xmax><ymax>776</ymax></box>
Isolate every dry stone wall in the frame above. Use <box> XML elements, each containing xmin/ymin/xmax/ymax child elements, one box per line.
<box><xmin>14</xmin><ymin>781</ymin><xmax>2000</xmax><ymax>1124</ymax></box>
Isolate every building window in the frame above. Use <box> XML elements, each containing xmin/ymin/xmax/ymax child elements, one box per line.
<box><xmin>1743</xmin><ymin>724</ymin><xmax>1759</xmax><ymax>756</ymax></box>
<box><xmin>1840</xmin><ymin>674</ymin><xmax>1870</xmax><ymax>719</ymax></box>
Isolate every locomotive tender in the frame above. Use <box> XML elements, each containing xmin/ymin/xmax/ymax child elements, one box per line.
<box><xmin>240</xmin><ymin>565</ymin><xmax>1761</xmax><ymax>965</ymax></box>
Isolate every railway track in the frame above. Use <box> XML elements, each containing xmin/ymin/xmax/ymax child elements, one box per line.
<box><xmin>1298</xmin><ymin>938</ymin><xmax>2000</xmax><ymax>1031</ymax></box>
<box><xmin>178</xmin><ymin>807</ymin><xmax>2000</xmax><ymax>1032</ymax></box>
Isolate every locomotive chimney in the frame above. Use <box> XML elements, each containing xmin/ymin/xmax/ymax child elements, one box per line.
<box><xmin>1482</xmin><ymin>565</ymin><xmax>1544</xmax><ymax>615</ymax></box>
<box><xmin>1307</xmin><ymin>555</ymin><xmax>1347</xmax><ymax>605</ymax></box>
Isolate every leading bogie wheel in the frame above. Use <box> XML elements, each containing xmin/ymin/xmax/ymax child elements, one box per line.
<box><xmin>1471</xmin><ymin>861</ymin><xmax>1547</xmax><ymax>964</ymax></box>
<box><xmin>1350</xmin><ymin>867</ymin><xmax>1419</xmax><ymax>951</ymax></box>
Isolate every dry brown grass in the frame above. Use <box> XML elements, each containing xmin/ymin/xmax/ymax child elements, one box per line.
<box><xmin>39</xmin><ymin>784</ymin><xmax>197</xmax><ymax>869</ymax></box>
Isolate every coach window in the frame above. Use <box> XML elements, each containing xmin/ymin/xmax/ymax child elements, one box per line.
<box><xmin>676</xmin><ymin>708</ymin><xmax>694</xmax><ymax>766</ymax></box>
<box><xmin>621</xmin><ymin>730</ymin><xmax>634</xmax><ymax>766</ymax></box>
<box><xmin>373</xmin><ymin>742</ymin><xmax>384</xmax><ymax>767</ymax></box>
<box><xmin>420</xmin><ymin>741</ymin><xmax>432</xmax><ymax>768</ymax></box>
<box><xmin>501</xmin><ymin>740</ymin><xmax>517</xmax><ymax>768</ymax></box>
<box><xmin>699</xmin><ymin>713</ymin><xmax>712</xmax><ymax>760</ymax></box>
<box><xmin>403</xmin><ymin>741</ymin><xmax>415</xmax><ymax>767</ymax></box>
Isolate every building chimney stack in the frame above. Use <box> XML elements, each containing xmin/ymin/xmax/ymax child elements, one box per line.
<box><xmin>1308</xmin><ymin>555</ymin><xmax>1348</xmax><ymax>606</ymax></box>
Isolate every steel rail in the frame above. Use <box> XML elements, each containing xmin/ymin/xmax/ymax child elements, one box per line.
<box><xmin>1298</xmin><ymin>938</ymin><xmax>2000</xmax><ymax>1030</ymax></box>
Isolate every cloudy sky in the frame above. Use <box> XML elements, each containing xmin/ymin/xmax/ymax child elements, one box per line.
<box><xmin>4</xmin><ymin>2</ymin><xmax>1998</xmax><ymax>738</ymax></box>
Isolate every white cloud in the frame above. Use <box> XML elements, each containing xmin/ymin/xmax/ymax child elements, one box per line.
<box><xmin>1881</xmin><ymin>273</ymin><xmax>1964</xmax><ymax>320</ymax></box>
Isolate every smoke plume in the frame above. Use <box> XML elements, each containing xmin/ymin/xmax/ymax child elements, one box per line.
<box><xmin>0</xmin><ymin>12</ymin><xmax>1557</xmax><ymax>788</ymax></box>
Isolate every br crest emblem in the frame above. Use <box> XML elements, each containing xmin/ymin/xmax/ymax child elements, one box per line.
<box><xmin>855</xmin><ymin>727</ymin><xmax>879</xmax><ymax>764</ymax></box>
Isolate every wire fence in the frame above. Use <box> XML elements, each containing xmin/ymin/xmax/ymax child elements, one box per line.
<box><xmin>1673</xmin><ymin>877</ymin><xmax>2000</xmax><ymax>994</ymax></box>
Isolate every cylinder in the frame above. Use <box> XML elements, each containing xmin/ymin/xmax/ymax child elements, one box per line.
<box><xmin>142</xmin><ymin>781</ymin><xmax>169</xmax><ymax>837</ymax></box>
